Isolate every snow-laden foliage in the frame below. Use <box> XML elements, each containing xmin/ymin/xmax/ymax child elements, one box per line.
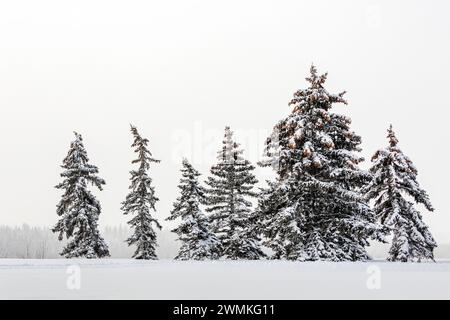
<box><xmin>121</xmin><ymin>125</ymin><xmax>161</xmax><ymax>260</ymax></box>
<box><xmin>205</xmin><ymin>127</ymin><xmax>265</xmax><ymax>260</ymax></box>
<box><xmin>167</xmin><ymin>159</ymin><xmax>219</xmax><ymax>260</ymax></box>
<box><xmin>53</xmin><ymin>132</ymin><xmax>110</xmax><ymax>258</ymax></box>
<box><xmin>257</xmin><ymin>65</ymin><xmax>385</xmax><ymax>261</ymax></box>
<box><xmin>364</xmin><ymin>125</ymin><xmax>436</xmax><ymax>262</ymax></box>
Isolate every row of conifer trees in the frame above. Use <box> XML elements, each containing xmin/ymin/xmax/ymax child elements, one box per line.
<box><xmin>53</xmin><ymin>66</ymin><xmax>436</xmax><ymax>262</ymax></box>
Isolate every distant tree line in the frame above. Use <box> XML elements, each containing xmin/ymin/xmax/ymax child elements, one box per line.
<box><xmin>0</xmin><ymin>225</ymin><xmax>178</xmax><ymax>259</ymax></box>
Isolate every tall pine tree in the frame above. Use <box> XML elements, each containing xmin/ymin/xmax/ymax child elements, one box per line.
<box><xmin>205</xmin><ymin>126</ymin><xmax>265</xmax><ymax>260</ymax></box>
<box><xmin>364</xmin><ymin>125</ymin><xmax>436</xmax><ymax>262</ymax></box>
<box><xmin>53</xmin><ymin>132</ymin><xmax>110</xmax><ymax>258</ymax></box>
<box><xmin>121</xmin><ymin>125</ymin><xmax>161</xmax><ymax>260</ymax></box>
<box><xmin>167</xmin><ymin>159</ymin><xmax>219</xmax><ymax>260</ymax></box>
<box><xmin>257</xmin><ymin>65</ymin><xmax>384</xmax><ymax>261</ymax></box>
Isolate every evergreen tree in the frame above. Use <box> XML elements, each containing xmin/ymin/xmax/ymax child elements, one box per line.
<box><xmin>53</xmin><ymin>132</ymin><xmax>110</xmax><ymax>258</ymax></box>
<box><xmin>121</xmin><ymin>125</ymin><xmax>161</xmax><ymax>260</ymax></box>
<box><xmin>167</xmin><ymin>159</ymin><xmax>219</xmax><ymax>260</ymax></box>
<box><xmin>257</xmin><ymin>65</ymin><xmax>384</xmax><ymax>261</ymax></box>
<box><xmin>205</xmin><ymin>126</ymin><xmax>265</xmax><ymax>260</ymax></box>
<box><xmin>364</xmin><ymin>125</ymin><xmax>436</xmax><ymax>262</ymax></box>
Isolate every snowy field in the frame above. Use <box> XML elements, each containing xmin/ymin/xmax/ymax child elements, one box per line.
<box><xmin>1</xmin><ymin>259</ymin><xmax>450</xmax><ymax>300</ymax></box>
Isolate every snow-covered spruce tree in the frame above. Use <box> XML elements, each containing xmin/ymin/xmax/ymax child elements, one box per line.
<box><xmin>121</xmin><ymin>125</ymin><xmax>162</xmax><ymax>260</ymax></box>
<box><xmin>166</xmin><ymin>159</ymin><xmax>219</xmax><ymax>260</ymax></box>
<box><xmin>364</xmin><ymin>125</ymin><xmax>436</xmax><ymax>262</ymax></box>
<box><xmin>205</xmin><ymin>126</ymin><xmax>265</xmax><ymax>260</ymax></box>
<box><xmin>257</xmin><ymin>65</ymin><xmax>385</xmax><ymax>261</ymax></box>
<box><xmin>53</xmin><ymin>132</ymin><xmax>110</xmax><ymax>258</ymax></box>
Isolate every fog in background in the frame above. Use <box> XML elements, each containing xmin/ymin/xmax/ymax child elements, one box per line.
<box><xmin>1</xmin><ymin>0</ymin><xmax>449</xmax><ymax>248</ymax></box>
<box><xmin>0</xmin><ymin>224</ymin><xmax>180</xmax><ymax>259</ymax></box>
<box><xmin>3</xmin><ymin>224</ymin><xmax>450</xmax><ymax>260</ymax></box>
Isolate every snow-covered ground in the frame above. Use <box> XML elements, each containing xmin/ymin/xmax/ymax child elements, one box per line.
<box><xmin>1</xmin><ymin>259</ymin><xmax>450</xmax><ymax>300</ymax></box>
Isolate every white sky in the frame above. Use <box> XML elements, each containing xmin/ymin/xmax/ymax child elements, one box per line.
<box><xmin>1</xmin><ymin>1</ymin><xmax>449</xmax><ymax>242</ymax></box>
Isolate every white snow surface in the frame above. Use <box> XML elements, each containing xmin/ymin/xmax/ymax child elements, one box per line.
<box><xmin>1</xmin><ymin>259</ymin><xmax>450</xmax><ymax>300</ymax></box>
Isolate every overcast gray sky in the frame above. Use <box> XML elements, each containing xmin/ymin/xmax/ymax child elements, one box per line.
<box><xmin>1</xmin><ymin>0</ymin><xmax>449</xmax><ymax>242</ymax></box>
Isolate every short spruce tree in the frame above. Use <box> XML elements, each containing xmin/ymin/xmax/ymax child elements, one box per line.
<box><xmin>167</xmin><ymin>159</ymin><xmax>219</xmax><ymax>260</ymax></box>
<box><xmin>53</xmin><ymin>132</ymin><xmax>110</xmax><ymax>258</ymax></box>
<box><xmin>121</xmin><ymin>125</ymin><xmax>162</xmax><ymax>260</ymax></box>
<box><xmin>365</xmin><ymin>125</ymin><xmax>436</xmax><ymax>262</ymax></box>
<box><xmin>257</xmin><ymin>65</ymin><xmax>384</xmax><ymax>261</ymax></box>
<box><xmin>205</xmin><ymin>126</ymin><xmax>265</xmax><ymax>260</ymax></box>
